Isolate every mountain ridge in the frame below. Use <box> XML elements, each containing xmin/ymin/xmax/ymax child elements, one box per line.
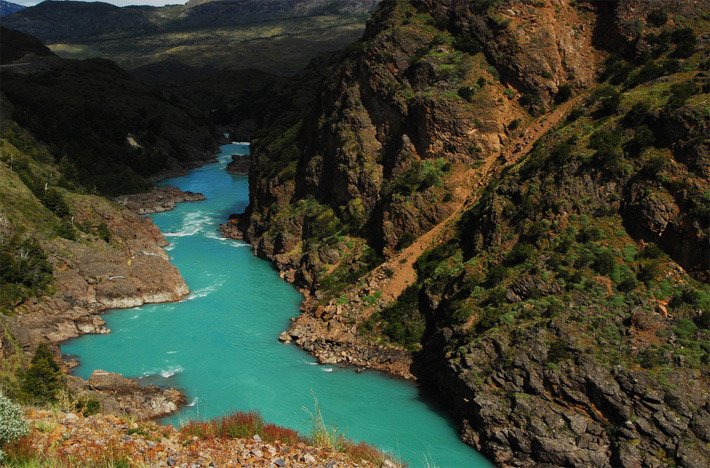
<box><xmin>0</xmin><ymin>0</ymin><xmax>24</xmax><ymax>18</ymax></box>
<box><xmin>2</xmin><ymin>0</ymin><xmax>382</xmax><ymax>75</ymax></box>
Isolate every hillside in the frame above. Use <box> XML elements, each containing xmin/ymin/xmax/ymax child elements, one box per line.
<box><xmin>2</xmin><ymin>0</ymin><xmax>381</xmax><ymax>76</ymax></box>
<box><xmin>0</xmin><ymin>0</ymin><xmax>24</xmax><ymax>18</ymax></box>
<box><xmin>227</xmin><ymin>1</ymin><xmax>710</xmax><ymax>467</ymax></box>
<box><xmin>0</xmin><ymin>27</ymin><xmax>219</xmax><ymax>196</ymax></box>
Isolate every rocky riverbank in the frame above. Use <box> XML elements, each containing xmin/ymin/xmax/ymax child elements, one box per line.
<box><xmin>279</xmin><ymin>308</ymin><xmax>414</xmax><ymax>379</ymax></box>
<box><xmin>116</xmin><ymin>186</ymin><xmax>206</xmax><ymax>215</ymax></box>
<box><xmin>219</xmin><ymin>215</ymin><xmax>415</xmax><ymax>379</ymax></box>
<box><xmin>1</xmin><ymin>190</ymin><xmax>191</xmax><ymax>419</ymax></box>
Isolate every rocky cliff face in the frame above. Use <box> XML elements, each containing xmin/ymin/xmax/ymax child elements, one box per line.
<box><xmin>235</xmin><ymin>1</ymin><xmax>710</xmax><ymax>467</ymax></box>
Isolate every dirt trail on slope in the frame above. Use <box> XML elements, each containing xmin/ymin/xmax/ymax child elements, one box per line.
<box><xmin>359</xmin><ymin>95</ymin><xmax>587</xmax><ymax>310</ymax></box>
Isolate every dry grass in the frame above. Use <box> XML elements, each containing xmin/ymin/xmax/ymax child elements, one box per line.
<box><xmin>3</xmin><ymin>435</ymin><xmax>156</xmax><ymax>468</ymax></box>
<box><xmin>179</xmin><ymin>407</ymin><xmax>406</xmax><ymax>467</ymax></box>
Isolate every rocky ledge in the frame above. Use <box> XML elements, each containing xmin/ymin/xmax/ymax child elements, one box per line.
<box><xmin>20</xmin><ymin>409</ymin><xmax>386</xmax><ymax>468</ymax></box>
<box><xmin>116</xmin><ymin>185</ymin><xmax>206</xmax><ymax>215</ymax></box>
<box><xmin>279</xmin><ymin>307</ymin><xmax>414</xmax><ymax>380</ymax></box>
<box><xmin>67</xmin><ymin>370</ymin><xmax>185</xmax><ymax>421</ymax></box>
<box><xmin>226</xmin><ymin>154</ymin><xmax>251</xmax><ymax>175</ymax></box>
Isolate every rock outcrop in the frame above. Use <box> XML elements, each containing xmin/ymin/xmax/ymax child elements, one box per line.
<box><xmin>225</xmin><ymin>154</ymin><xmax>251</xmax><ymax>175</ymax></box>
<box><xmin>116</xmin><ymin>185</ymin><xmax>206</xmax><ymax>215</ymax></box>
<box><xmin>66</xmin><ymin>370</ymin><xmax>185</xmax><ymax>421</ymax></box>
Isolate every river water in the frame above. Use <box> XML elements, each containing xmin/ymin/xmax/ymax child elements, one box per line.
<box><xmin>62</xmin><ymin>143</ymin><xmax>493</xmax><ymax>468</ymax></box>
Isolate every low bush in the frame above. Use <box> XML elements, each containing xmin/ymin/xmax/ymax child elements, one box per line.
<box><xmin>453</xmin><ymin>35</ymin><xmax>482</xmax><ymax>55</ymax></box>
<box><xmin>671</xmin><ymin>27</ymin><xmax>697</xmax><ymax>58</ymax></box>
<box><xmin>458</xmin><ymin>86</ymin><xmax>476</xmax><ymax>102</ymax></box>
<box><xmin>0</xmin><ymin>395</ymin><xmax>29</xmax><ymax>463</ymax></box>
<box><xmin>555</xmin><ymin>84</ymin><xmax>573</xmax><ymax>103</ymax></box>
<box><xmin>647</xmin><ymin>9</ymin><xmax>668</xmax><ymax>27</ymax></box>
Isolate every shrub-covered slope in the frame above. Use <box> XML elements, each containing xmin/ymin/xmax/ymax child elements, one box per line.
<box><xmin>234</xmin><ymin>1</ymin><xmax>710</xmax><ymax>467</ymax></box>
<box><xmin>0</xmin><ymin>28</ymin><xmax>218</xmax><ymax>196</ymax></box>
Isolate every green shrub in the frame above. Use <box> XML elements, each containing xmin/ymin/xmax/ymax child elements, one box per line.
<box><xmin>603</xmin><ymin>58</ymin><xmax>633</xmax><ymax>85</ymax></box>
<box><xmin>520</xmin><ymin>92</ymin><xmax>543</xmax><ymax>113</ymax></box>
<box><xmin>593</xmin><ymin>249</ymin><xmax>615</xmax><ymax>275</ymax></box>
<box><xmin>76</xmin><ymin>397</ymin><xmax>101</xmax><ymax>416</ymax></box>
<box><xmin>623</xmin><ymin>102</ymin><xmax>651</xmax><ymax>128</ymax></box>
<box><xmin>673</xmin><ymin>318</ymin><xmax>698</xmax><ymax>339</ymax></box>
<box><xmin>694</xmin><ymin>310</ymin><xmax>710</xmax><ymax>329</ymax></box>
<box><xmin>396</xmin><ymin>232</ymin><xmax>416</xmax><ymax>251</ymax></box>
<box><xmin>96</xmin><ymin>222</ymin><xmax>112</xmax><ymax>243</ymax></box>
<box><xmin>506</xmin><ymin>242</ymin><xmax>535</xmax><ymax>265</ymax></box>
<box><xmin>626</xmin><ymin>61</ymin><xmax>665</xmax><ymax>88</ymax></box>
<box><xmin>671</xmin><ymin>27</ymin><xmax>697</xmax><ymax>58</ymax></box>
<box><xmin>0</xmin><ymin>236</ymin><xmax>53</xmax><ymax>308</ymax></box>
<box><xmin>616</xmin><ymin>275</ymin><xmax>638</xmax><ymax>292</ymax></box>
<box><xmin>637</xmin><ymin>261</ymin><xmax>662</xmax><ymax>282</ymax></box>
<box><xmin>458</xmin><ymin>86</ymin><xmax>476</xmax><ymax>102</ymax></box>
<box><xmin>666</xmin><ymin>80</ymin><xmax>700</xmax><ymax>109</ymax></box>
<box><xmin>647</xmin><ymin>9</ymin><xmax>668</xmax><ymax>27</ymax></box>
<box><xmin>547</xmin><ymin>339</ymin><xmax>570</xmax><ymax>364</ymax></box>
<box><xmin>0</xmin><ymin>395</ymin><xmax>29</xmax><ymax>463</ymax></box>
<box><xmin>377</xmin><ymin>285</ymin><xmax>424</xmax><ymax>349</ymax></box>
<box><xmin>555</xmin><ymin>84</ymin><xmax>573</xmax><ymax>103</ymax></box>
<box><xmin>20</xmin><ymin>343</ymin><xmax>63</xmax><ymax>404</ymax></box>
<box><xmin>56</xmin><ymin>219</ymin><xmax>77</xmax><ymax>240</ymax></box>
<box><xmin>597</xmin><ymin>89</ymin><xmax>621</xmax><ymax>116</ymax></box>
<box><xmin>453</xmin><ymin>35</ymin><xmax>482</xmax><ymax>55</ymax></box>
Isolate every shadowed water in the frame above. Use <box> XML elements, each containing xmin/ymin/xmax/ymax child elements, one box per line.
<box><xmin>62</xmin><ymin>143</ymin><xmax>493</xmax><ymax>468</ymax></box>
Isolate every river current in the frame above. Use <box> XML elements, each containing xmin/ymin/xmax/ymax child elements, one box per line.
<box><xmin>62</xmin><ymin>143</ymin><xmax>493</xmax><ymax>468</ymax></box>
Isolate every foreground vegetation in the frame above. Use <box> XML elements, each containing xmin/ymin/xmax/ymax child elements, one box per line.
<box><xmin>0</xmin><ymin>395</ymin><xmax>402</xmax><ymax>468</ymax></box>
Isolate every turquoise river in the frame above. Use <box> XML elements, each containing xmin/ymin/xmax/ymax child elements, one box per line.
<box><xmin>62</xmin><ymin>143</ymin><xmax>494</xmax><ymax>468</ymax></box>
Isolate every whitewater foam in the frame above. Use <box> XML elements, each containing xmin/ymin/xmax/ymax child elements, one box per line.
<box><xmin>165</xmin><ymin>211</ymin><xmax>212</xmax><ymax>238</ymax></box>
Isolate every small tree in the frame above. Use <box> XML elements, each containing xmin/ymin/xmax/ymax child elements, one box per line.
<box><xmin>20</xmin><ymin>343</ymin><xmax>63</xmax><ymax>404</ymax></box>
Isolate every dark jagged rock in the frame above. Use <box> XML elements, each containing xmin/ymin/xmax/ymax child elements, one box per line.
<box><xmin>116</xmin><ymin>186</ymin><xmax>206</xmax><ymax>215</ymax></box>
<box><xmin>226</xmin><ymin>154</ymin><xmax>251</xmax><ymax>175</ymax></box>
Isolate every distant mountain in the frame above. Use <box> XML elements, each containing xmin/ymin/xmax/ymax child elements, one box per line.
<box><xmin>1</xmin><ymin>0</ymin><xmax>381</xmax><ymax>75</ymax></box>
<box><xmin>0</xmin><ymin>0</ymin><xmax>25</xmax><ymax>18</ymax></box>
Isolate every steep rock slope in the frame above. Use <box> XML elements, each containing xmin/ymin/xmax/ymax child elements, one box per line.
<box><xmin>234</xmin><ymin>1</ymin><xmax>710</xmax><ymax>467</ymax></box>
